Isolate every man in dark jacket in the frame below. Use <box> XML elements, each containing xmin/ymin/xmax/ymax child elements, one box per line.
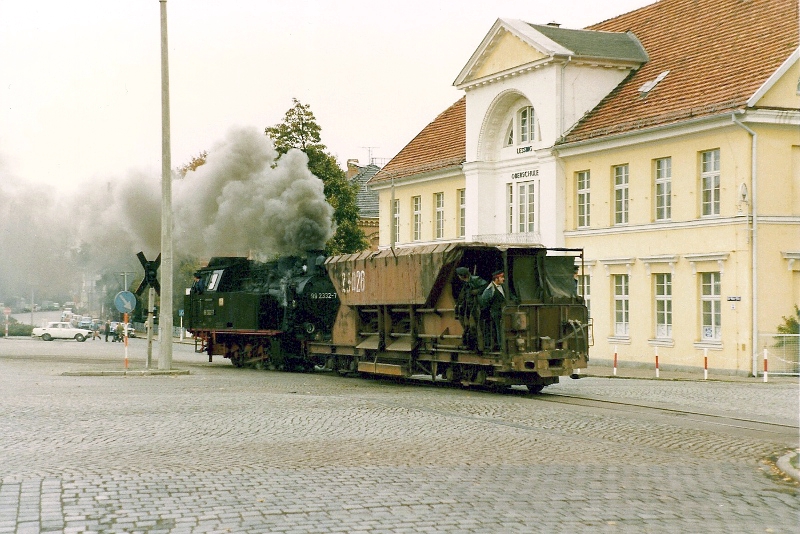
<box><xmin>480</xmin><ymin>270</ymin><xmax>507</xmax><ymax>351</ymax></box>
<box><xmin>454</xmin><ymin>267</ymin><xmax>487</xmax><ymax>350</ymax></box>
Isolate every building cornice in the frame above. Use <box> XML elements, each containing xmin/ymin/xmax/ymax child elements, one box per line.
<box><xmin>554</xmin><ymin>108</ymin><xmax>800</xmax><ymax>157</ymax></box>
<box><xmin>565</xmin><ymin>216</ymin><xmax>752</xmax><ymax>237</ymax></box>
<box><xmin>368</xmin><ymin>164</ymin><xmax>464</xmax><ymax>191</ymax></box>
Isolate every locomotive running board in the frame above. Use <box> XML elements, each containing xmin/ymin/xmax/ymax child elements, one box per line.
<box><xmin>357</xmin><ymin>362</ymin><xmax>408</xmax><ymax>376</ymax></box>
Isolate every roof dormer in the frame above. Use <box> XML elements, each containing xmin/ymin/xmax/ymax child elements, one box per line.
<box><xmin>454</xmin><ymin>18</ymin><xmax>648</xmax><ymax>90</ymax></box>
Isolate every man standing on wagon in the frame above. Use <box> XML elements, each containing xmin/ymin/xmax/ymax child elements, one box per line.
<box><xmin>455</xmin><ymin>267</ymin><xmax>487</xmax><ymax>351</ymax></box>
<box><xmin>480</xmin><ymin>270</ymin><xmax>507</xmax><ymax>352</ymax></box>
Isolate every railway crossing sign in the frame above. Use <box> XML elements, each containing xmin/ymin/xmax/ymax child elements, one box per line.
<box><xmin>135</xmin><ymin>251</ymin><xmax>161</xmax><ymax>296</ymax></box>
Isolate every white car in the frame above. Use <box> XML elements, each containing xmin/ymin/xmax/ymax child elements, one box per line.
<box><xmin>32</xmin><ymin>322</ymin><xmax>94</xmax><ymax>342</ymax></box>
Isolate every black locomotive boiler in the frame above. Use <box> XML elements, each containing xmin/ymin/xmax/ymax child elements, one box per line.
<box><xmin>186</xmin><ymin>251</ymin><xmax>340</xmax><ymax>370</ymax></box>
<box><xmin>185</xmin><ymin>243</ymin><xmax>591</xmax><ymax>392</ymax></box>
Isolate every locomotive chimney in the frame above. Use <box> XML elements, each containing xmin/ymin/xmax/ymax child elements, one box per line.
<box><xmin>306</xmin><ymin>250</ymin><xmax>325</xmax><ymax>276</ymax></box>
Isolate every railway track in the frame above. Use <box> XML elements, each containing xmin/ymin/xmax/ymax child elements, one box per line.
<box><xmin>540</xmin><ymin>391</ymin><xmax>799</xmax><ymax>446</ymax></box>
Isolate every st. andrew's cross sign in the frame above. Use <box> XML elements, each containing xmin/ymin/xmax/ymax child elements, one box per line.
<box><xmin>135</xmin><ymin>251</ymin><xmax>161</xmax><ymax>296</ymax></box>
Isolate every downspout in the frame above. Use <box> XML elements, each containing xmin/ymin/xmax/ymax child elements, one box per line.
<box><xmin>731</xmin><ymin>113</ymin><xmax>758</xmax><ymax>376</ymax></box>
<box><xmin>390</xmin><ymin>175</ymin><xmax>396</xmax><ymax>249</ymax></box>
<box><xmin>559</xmin><ymin>55</ymin><xmax>573</xmax><ymax>136</ymax></box>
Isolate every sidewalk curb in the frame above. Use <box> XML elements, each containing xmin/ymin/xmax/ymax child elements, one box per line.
<box><xmin>61</xmin><ymin>369</ymin><xmax>190</xmax><ymax>376</ymax></box>
<box><xmin>582</xmin><ymin>370</ymin><xmax>797</xmax><ymax>384</ymax></box>
<box><xmin>776</xmin><ymin>450</ymin><xmax>800</xmax><ymax>483</ymax></box>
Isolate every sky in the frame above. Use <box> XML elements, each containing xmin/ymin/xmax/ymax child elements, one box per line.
<box><xmin>0</xmin><ymin>0</ymin><xmax>657</xmax><ymax>305</ymax></box>
<box><xmin>0</xmin><ymin>0</ymin><xmax>656</xmax><ymax>192</ymax></box>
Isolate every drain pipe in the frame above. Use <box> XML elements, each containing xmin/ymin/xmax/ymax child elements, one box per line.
<box><xmin>559</xmin><ymin>55</ymin><xmax>573</xmax><ymax>136</ymax></box>
<box><xmin>732</xmin><ymin>112</ymin><xmax>758</xmax><ymax>376</ymax></box>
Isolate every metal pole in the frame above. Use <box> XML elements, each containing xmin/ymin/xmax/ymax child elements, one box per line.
<box><xmin>146</xmin><ymin>287</ymin><xmax>155</xmax><ymax>369</ymax></box>
<box><xmin>159</xmin><ymin>0</ymin><xmax>173</xmax><ymax>369</ymax></box>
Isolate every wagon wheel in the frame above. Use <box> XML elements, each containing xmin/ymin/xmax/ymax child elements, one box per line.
<box><xmin>74</xmin><ymin>334</ymin><xmax>86</xmax><ymax>342</ymax></box>
<box><xmin>475</xmin><ymin>369</ymin><xmax>487</xmax><ymax>385</ymax></box>
<box><xmin>444</xmin><ymin>364</ymin><xmax>461</xmax><ymax>383</ymax></box>
<box><xmin>335</xmin><ymin>357</ymin><xmax>353</xmax><ymax>376</ymax></box>
<box><xmin>42</xmin><ymin>333</ymin><xmax>52</xmax><ymax>341</ymax></box>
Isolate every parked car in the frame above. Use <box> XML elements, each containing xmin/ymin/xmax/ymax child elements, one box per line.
<box><xmin>32</xmin><ymin>322</ymin><xmax>94</xmax><ymax>342</ymax></box>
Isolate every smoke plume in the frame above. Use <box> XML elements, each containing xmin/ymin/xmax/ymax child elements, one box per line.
<box><xmin>0</xmin><ymin>126</ymin><xmax>335</xmax><ymax>305</ymax></box>
<box><xmin>174</xmin><ymin>126</ymin><xmax>335</xmax><ymax>257</ymax></box>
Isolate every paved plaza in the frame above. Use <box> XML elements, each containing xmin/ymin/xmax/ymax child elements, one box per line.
<box><xmin>0</xmin><ymin>337</ymin><xmax>797</xmax><ymax>533</ymax></box>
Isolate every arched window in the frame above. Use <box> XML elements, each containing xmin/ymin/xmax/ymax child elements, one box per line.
<box><xmin>519</xmin><ymin>106</ymin><xmax>533</xmax><ymax>143</ymax></box>
<box><xmin>504</xmin><ymin>105</ymin><xmax>535</xmax><ymax>147</ymax></box>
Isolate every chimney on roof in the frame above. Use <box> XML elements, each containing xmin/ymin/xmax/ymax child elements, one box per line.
<box><xmin>346</xmin><ymin>159</ymin><xmax>361</xmax><ymax>179</ymax></box>
<box><xmin>546</xmin><ymin>21</ymin><xmax>560</xmax><ymax>27</ymax></box>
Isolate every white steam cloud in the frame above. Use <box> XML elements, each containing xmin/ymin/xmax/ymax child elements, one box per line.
<box><xmin>0</xmin><ymin>126</ymin><xmax>335</xmax><ymax>303</ymax></box>
<box><xmin>174</xmin><ymin>127</ymin><xmax>335</xmax><ymax>256</ymax></box>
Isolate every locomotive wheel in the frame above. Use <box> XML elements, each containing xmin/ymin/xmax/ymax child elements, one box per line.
<box><xmin>230</xmin><ymin>346</ymin><xmax>244</xmax><ymax>367</ymax></box>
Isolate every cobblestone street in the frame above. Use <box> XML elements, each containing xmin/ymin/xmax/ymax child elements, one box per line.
<box><xmin>0</xmin><ymin>338</ymin><xmax>797</xmax><ymax>533</ymax></box>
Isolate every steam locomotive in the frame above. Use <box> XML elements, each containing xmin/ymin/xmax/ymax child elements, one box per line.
<box><xmin>185</xmin><ymin>243</ymin><xmax>590</xmax><ymax>392</ymax></box>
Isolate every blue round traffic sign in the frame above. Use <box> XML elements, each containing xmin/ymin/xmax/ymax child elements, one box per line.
<box><xmin>114</xmin><ymin>291</ymin><xmax>137</xmax><ymax>314</ymax></box>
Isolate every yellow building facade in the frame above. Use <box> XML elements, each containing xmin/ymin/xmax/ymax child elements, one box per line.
<box><xmin>370</xmin><ymin>0</ymin><xmax>799</xmax><ymax>375</ymax></box>
<box><xmin>560</xmin><ymin>105</ymin><xmax>800</xmax><ymax>374</ymax></box>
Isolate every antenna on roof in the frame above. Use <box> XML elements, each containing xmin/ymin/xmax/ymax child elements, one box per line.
<box><xmin>362</xmin><ymin>146</ymin><xmax>379</xmax><ymax>165</ymax></box>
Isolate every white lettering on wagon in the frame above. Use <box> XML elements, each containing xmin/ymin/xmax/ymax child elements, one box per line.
<box><xmin>340</xmin><ymin>270</ymin><xmax>365</xmax><ymax>294</ymax></box>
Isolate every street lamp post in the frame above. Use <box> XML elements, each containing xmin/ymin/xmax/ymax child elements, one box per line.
<box><xmin>159</xmin><ymin>0</ymin><xmax>173</xmax><ymax>370</ymax></box>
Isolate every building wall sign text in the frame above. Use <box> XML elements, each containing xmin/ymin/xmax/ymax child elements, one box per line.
<box><xmin>510</xmin><ymin>169</ymin><xmax>539</xmax><ymax>180</ymax></box>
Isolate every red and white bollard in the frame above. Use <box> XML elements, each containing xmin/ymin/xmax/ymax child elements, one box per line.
<box><xmin>613</xmin><ymin>345</ymin><xmax>618</xmax><ymax>376</ymax></box>
<box><xmin>703</xmin><ymin>348</ymin><xmax>708</xmax><ymax>380</ymax></box>
<box><xmin>763</xmin><ymin>348</ymin><xmax>768</xmax><ymax>383</ymax></box>
<box><xmin>655</xmin><ymin>346</ymin><xmax>660</xmax><ymax>378</ymax></box>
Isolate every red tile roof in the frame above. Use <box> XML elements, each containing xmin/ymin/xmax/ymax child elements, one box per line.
<box><xmin>370</xmin><ymin>97</ymin><xmax>466</xmax><ymax>184</ymax></box>
<box><xmin>562</xmin><ymin>0</ymin><xmax>799</xmax><ymax>143</ymax></box>
<box><xmin>372</xmin><ymin>0</ymin><xmax>799</xmax><ymax>181</ymax></box>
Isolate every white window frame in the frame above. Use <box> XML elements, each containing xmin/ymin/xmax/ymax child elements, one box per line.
<box><xmin>700</xmin><ymin>272</ymin><xmax>721</xmax><ymax>340</ymax></box>
<box><xmin>577</xmin><ymin>274</ymin><xmax>590</xmax><ymax>318</ymax></box>
<box><xmin>701</xmin><ymin>149</ymin><xmax>720</xmax><ymax>216</ymax></box>
<box><xmin>577</xmin><ymin>171</ymin><xmax>590</xmax><ymax>228</ymax></box>
<box><xmin>517</xmin><ymin>181</ymin><xmax>536</xmax><ymax>233</ymax></box>
<box><xmin>614</xmin><ymin>274</ymin><xmax>629</xmax><ymax>336</ymax></box>
<box><xmin>519</xmin><ymin>106</ymin><xmax>533</xmax><ymax>143</ymax></box>
<box><xmin>434</xmin><ymin>192</ymin><xmax>444</xmax><ymax>239</ymax></box>
<box><xmin>412</xmin><ymin>196</ymin><xmax>421</xmax><ymax>242</ymax></box>
<box><xmin>458</xmin><ymin>189</ymin><xmax>466</xmax><ymax>238</ymax></box>
<box><xmin>614</xmin><ymin>164</ymin><xmax>629</xmax><ymax>225</ymax></box>
<box><xmin>504</xmin><ymin>105</ymin><xmax>535</xmax><ymax>147</ymax></box>
<box><xmin>654</xmin><ymin>273</ymin><xmax>672</xmax><ymax>339</ymax></box>
<box><xmin>507</xmin><ymin>184</ymin><xmax>514</xmax><ymax>233</ymax></box>
<box><xmin>655</xmin><ymin>157</ymin><xmax>672</xmax><ymax>221</ymax></box>
<box><xmin>392</xmin><ymin>199</ymin><xmax>400</xmax><ymax>244</ymax></box>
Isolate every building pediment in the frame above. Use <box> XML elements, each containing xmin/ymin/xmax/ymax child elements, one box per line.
<box><xmin>454</xmin><ymin>18</ymin><xmax>648</xmax><ymax>89</ymax></box>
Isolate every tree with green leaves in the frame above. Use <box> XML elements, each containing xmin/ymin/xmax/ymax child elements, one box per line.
<box><xmin>177</xmin><ymin>151</ymin><xmax>208</xmax><ymax>178</ymax></box>
<box><xmin>266</xmin><ymin>99</ymin><xmax>368</xmax><ymax>255</ymax></box>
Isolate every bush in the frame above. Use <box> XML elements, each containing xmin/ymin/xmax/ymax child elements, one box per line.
<box><xmin>777</xmin><ymin>305</ymin><xmax>799</xmax><ymax>335</ymax></box>
<box><xmin>0</xmin><ymin>320</ymin><xmax>34</xmax><ymax>337</ymax></box>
